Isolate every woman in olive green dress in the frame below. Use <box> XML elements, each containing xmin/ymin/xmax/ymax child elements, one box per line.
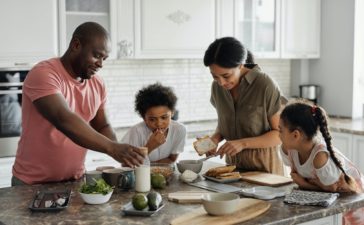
<box><xmin>203</xmin><ymin>37</ymin><xmax>284</xmax><ymax>175</ymax></box>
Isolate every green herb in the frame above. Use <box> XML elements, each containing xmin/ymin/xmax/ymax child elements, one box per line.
<box><xmin>79</xmin><ymin>178</ymin><xmax>113</xmax><ymax>195</ymax></box>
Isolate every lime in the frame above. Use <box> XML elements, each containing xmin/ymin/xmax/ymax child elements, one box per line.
<box><xmin>151</xmin><ymin>173</ymin><xmax>166</xmax><ymax>189</ymax></box>
<box><xmin>132</xmin><ymin>193</ymin><xmax>148</xmax><ymax>210</ymax></box>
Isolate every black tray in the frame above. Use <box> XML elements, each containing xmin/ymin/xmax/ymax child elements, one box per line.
<box><xmin>29</xmin><ymin>189</ymin><xmax>71</xmax><ymax>212</ymax></box>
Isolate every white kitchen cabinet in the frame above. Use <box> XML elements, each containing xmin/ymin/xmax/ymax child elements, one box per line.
<box><xmin>234</xmin><ymin>0</ymin><xmax>281</xmax><ymax>58</ymax></box>
<box><xmin>233</xmin><ymin>0</ymin><xmax>320</xmax><ymax>59</ymax></box>
<box><xmin>117</xmin><ymin>0</ymin><xmax>217</xmax><ymax>59</ymax></box>
<box><xmin>58</xmin><ymin>0</ymin><xmax>117</xmax><ymax>59</ymax></box>
<box><xmin>298</xmin><ymin>213</ymin><xmax>342</xmax><ymax>225</ymax></box>
<box><xmin>281</xmin><ymin>0</ymin><xmax>321</xmax><ymax>58</ymax></box>
<box><xmin>353</xmin><ymin>134</ymin><xmax>364</xmax><ymax>173</ymax></box>
<box><xmin>0</xmin><ymin>0</ymin><xmax>58</xmax><ymax>67</ymax></box>
<box><xmin>331</xmin><ymin>131</ymin><xmax>353</xmax><ymax>160</ymax></box>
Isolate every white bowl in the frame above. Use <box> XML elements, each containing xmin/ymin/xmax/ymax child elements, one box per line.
<box><xmin>176</xmin><ymin>160</ymin><xmax>203</xmax><ymax>174</ymax></box>
<box><xmin>80</xmin><ymin>191</ymin><xmax>113</xmax><ymax>204</ymax></box>
<box><xmin>202</xmin><ymin>193</ymin><xmax>240</xmax><ymax>216</ymax></box>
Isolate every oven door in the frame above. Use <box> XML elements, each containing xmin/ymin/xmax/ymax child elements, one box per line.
<box><xmin>0</xmin><ymin>71</ymin><xmax>25</xmax><ymax>157</ymax></box>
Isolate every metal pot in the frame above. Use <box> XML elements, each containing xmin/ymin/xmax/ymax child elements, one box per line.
<box><xmin>299</xmin><ymin>84</ymin><xmax>319</xmax><ymax>103</ymax></box>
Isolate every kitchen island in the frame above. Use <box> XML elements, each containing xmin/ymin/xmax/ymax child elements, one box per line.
<box><xmin>1</xmin><ymin>162</ymin><xmax>364</xmax><ymax>225</ymax></box>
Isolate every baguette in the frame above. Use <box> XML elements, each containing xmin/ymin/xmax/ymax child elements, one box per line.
<box><xmin>205</xmin><ymin>165</ymin><xmax>236</xmax><ymax>177</ymax></box>
<box><xmin>193</xmin><ymin>136</ymin><xmax>217</xmax><ymax>156</ymax></box>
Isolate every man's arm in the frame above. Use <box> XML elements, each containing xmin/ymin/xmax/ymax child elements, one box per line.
<box><xmin>33</xmin><ymin>93</ymin><xmax>144</xmax><ymax>167</ymax></box>
<box><xmin>90</xmin><ymin>108</ymin><xmax>117</xmax><ymax>141</ymax></box>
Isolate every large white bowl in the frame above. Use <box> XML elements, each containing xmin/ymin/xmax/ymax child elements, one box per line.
<box><xmin>202</xmin><ymin>193</ymin><xmax>240</xmax><ymax>216</ymax></box>
<box><xmin>80</xmin><ymin>191</ymin><xmax>113</xmax><ymax>205</ymax></box>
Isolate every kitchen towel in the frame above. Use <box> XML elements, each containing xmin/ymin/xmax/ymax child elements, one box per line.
<box><xmin>284</xmin><ymin>190</ymin><xmax>339</xmax><ymax>207</ymax></box>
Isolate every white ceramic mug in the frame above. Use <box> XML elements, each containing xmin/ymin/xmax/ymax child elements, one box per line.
<box><xmin>135</xmin><ymin>165</ymin><xmax>151</xmax><ymax>192</ymax></box>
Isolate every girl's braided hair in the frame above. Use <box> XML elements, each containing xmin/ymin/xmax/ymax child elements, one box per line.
<box><xmin>280</xmin><ymin>100</ymin><xmax>353</xmax><ymax>185</ymax></box>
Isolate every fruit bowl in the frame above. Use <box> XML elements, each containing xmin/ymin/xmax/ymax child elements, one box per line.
<box><xmin>79</xmin><ymin>190</ymin><xmax>113</xmax><ymax>205</ymax></box>
<box><xmin>150</xmin><ymin>163</ymin><xmax>174</xmax><ymax>183</ymax></box>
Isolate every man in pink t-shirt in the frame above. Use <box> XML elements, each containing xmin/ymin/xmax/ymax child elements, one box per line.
<box><xmin>12</xmin><ymin>22</ymin><xmax>145</xmax><ymax>185</ymax></box>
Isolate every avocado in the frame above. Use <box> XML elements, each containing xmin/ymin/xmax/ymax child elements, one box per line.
<box><xmin>132</xmin><ymin>193</ymin><xmax>148</xmax><ymax>210</ymax></box>
<box><xmin>147</xmin><ymin>191</ymin><xmax>162</xmax><ymax>211</ymax></box>
<box><xmin>151</xmin><ymin>173</ymin><xmax>166</xmax><ymax>189</ymax></box>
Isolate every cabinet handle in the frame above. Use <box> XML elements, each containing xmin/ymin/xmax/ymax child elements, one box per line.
<box><xmin>14</xmin><ymin>62</ymin><xmax>31</xmax><ymax>66</ymax></box>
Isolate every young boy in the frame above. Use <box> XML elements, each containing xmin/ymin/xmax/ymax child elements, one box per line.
<box><xmin>121</xmin><ymin>83</ymin><xmax>186</xmax><ymax>163</ymax></box>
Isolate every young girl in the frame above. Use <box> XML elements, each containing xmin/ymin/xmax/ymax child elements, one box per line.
<box><xmin>121</xmin><ymin>83</ymin><xmax>186</xmax><ymax>163</ymax></box>
<box><xmin>279</xmin><ymin>101</ymin><xmax>364</xmax><ymax>193</ymax></box>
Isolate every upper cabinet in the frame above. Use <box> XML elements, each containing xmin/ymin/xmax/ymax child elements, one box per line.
<box><xmin>117</xmin><ymin>0</ymin><xmax>217</xmax><ymax>59</ymax></box>
<box><xmin>0</xmin><ymin>0</ymin><xmax>58</xmax><ymax>67</ymax></box>
<box><xmin>281</xmin><ymin>0</ymin><xmax>320</xmax><ymax>58</ymax></box>
<box><xmin>233</xmin><ymin>0</ymin><xmax>320</xmax><ymax>59</ymax></box>
<box><xmin>58</xmin><ymin>0</ymin><xmax>117</xmax><ymax>59</ymax></box>
<box><xmin>234</xmin><ymin>0</ymin><xmax>281</xmax><ymax>58</ymax></box>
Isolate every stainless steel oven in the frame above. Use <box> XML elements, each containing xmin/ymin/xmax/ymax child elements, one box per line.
<box><xmin>0</xmin><ymin>70</ymin><xmax>28</xmax><ymax>157</ymax></box>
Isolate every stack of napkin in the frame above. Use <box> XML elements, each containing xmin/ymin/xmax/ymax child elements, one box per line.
<box><xmin>284</xmin><ymin>190</ymin><xmax>339</xmax><ymax>207</ymax></box>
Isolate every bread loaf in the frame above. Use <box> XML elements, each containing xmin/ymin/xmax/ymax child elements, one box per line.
<box><xmin>193</xmin><ymin>136</ymin><xmax>217</xmax><ymax>156</ymax></box>
<box><xmin>205</xmin><ymin>165</ymin><xmax>236</xmax><ymax>177</ymax></box>
<box><xmin>216</xmin><ymin>172</ymin><xmax>241</xmax><ymax>179</ymax></box>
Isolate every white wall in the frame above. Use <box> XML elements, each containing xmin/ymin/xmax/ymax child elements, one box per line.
<box><xmin>291</xmin><ymin>0</ymin><xmax>364</xmax><ymax>118</ymax></box>
<box><xmin>100</xmin><ymin>59</ymin><xmax>291</xmax><ymax>128</ymax></box>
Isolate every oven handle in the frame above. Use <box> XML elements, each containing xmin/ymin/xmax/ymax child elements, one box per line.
<box><xmin>0</xmin><ymin>90</ymin><xmax>22</xmax><ymax>94</ymax></box>
<box><xmin>0</xmin><ymin>82</ymin><xmax>23</xmax><ymax>87</ymax></box>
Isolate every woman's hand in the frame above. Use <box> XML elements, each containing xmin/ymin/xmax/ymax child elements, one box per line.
<box><xmin>146</xmin><ymin>129</ymin><xmax>166</xmax><ymax>151</ymax></box>
<box><xmin>216</xmin><ymin>140</ymin><xmax>246</xmax><ymax>157</ymax></box>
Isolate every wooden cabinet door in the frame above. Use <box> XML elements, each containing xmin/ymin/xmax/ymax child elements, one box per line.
<box><xmin>281</xmin><ymin>0</ymin><xmax>321</xmax><ymax>58</ymax></box>
<box><xmin>0</xmin><ymin>0</ymin><xmax>58</xmax><ymax>67</ymax></box>
<box><xmin>133</xmin><ymin>0</ymin><xmax>217</xmax><ymax>58</ymax></box>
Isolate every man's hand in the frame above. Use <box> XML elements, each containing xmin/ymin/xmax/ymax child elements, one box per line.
<box><xmin>109</xmin><ymin>143</ymin><xmax>145</xmax><ymax>167</ymax></box>
<box><xmin>146</xmin><ymin>129</ymin><xmax>167</xmax><ymax>151</ymax></box>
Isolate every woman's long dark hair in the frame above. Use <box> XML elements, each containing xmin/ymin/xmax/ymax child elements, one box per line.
<box><xmin>280</xmin><ymin>100</ymin><xmax>353</xmax><ymax>185</ymax></box>
<box><xmin>203</xmin><ymin>37</ymin><xmax>255</xmax><ymax>68</ymax></box>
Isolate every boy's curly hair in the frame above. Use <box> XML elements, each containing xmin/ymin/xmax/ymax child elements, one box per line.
<box><xmin>135</xmin><ymin>83</ymin><xmax>177</xmax><ymax>118</ymax></box>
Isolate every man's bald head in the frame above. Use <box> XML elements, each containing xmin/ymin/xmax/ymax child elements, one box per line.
<box><xmin>71</xmin><ymin>22</ymin><xmax>109</xmax><ymax>46</ymax></box>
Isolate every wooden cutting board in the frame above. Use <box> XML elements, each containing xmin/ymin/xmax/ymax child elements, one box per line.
<box><xmin>170</xmin><ymin>198</ymin><xmax>270</xmax><ymax>225</ymax></box>
<box><xmin>168</xmin><ymin>191</ymin><xmax>210</xmax><ymax>204</ymax></box>
<box><xmin>240</xmin><ymin>171</ymin><xmax>293</xmax><ymax>187</ymax></box>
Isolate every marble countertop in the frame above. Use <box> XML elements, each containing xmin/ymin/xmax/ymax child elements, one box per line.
<box><xmin>329</xmin><ymin>117</ymin><xmax>364</xmax><ymax>135</ymax></box>
<box><xmin>1</xmin><ymin>163</ymin><xmax>364</xmax><ymax>225</ymax></box>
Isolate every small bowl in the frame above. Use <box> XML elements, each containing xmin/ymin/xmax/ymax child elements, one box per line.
<box><xmin>79</xmin><ymin>191</ymin><xmax>113</xmax><ymax>205</ymax></box>
<box><xmin>202</xmin><ymin>193</ymin><xmax>240</xmax><ymax>216</ymax></box>
<box><xmin>150</xmin><ymin>163</ymin><xmax>175</xmax><ymax>182</ymax></box>
<box><xmin>176</xmin><ymin>160</ymin><xmax>203</xmax><ymax>174</ymax></box>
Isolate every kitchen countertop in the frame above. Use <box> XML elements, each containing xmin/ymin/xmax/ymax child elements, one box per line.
<box><xmin>329</xmin><ymin>117</ymin><xmax>364</xmax><ymax>135</ymax></box>
<box><xmin>1</xmin><ymin>162</ymin><xmax>364</xmax><ymax>225</ymax></box>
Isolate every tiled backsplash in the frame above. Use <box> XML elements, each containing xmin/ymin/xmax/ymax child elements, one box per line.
<box><xmin>100</xmin><ymin>59</ymin><xmax>291</xmax><ymax>128</ymax></box>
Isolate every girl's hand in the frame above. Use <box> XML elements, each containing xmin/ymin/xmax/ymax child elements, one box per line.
<box><xmin>216</xmin><ymin>140</ymin><xmax>245</xmax><ymax>157</ymax></box>
<box><xmin>146</xmin><ymin>129</ymin><xmax>166</xmax><ymax>151</ymax></box>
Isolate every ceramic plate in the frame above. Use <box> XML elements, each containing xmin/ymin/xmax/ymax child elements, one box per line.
<box><xmin>28</xmin><ymin>189</ymin><xmax>71</xmax><ymax>212</ymax></box>
<box><xmin>240</xmin><ymin>186</ymin><xmax>286</xmax><ymax>200</ymax></box>
<box><xmin>121</xmin><ymin>202</ymin><xmax>164</xmax><ymax>216</ymax></box>
<box><xmin>203</xmin><ymin>175</ymin><xmax>241</xmax><ymax>184</ymax></box>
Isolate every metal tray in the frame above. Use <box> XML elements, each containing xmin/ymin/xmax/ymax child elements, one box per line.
<box><xmin>28</xmin><ymin>189</ymin><xmax>71</xmax><ymax>212</ymax></box>
<box><xmin>122</xmin><ymin>202</ymin><xmax>164</xmax><ymax>216</ymax></box>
